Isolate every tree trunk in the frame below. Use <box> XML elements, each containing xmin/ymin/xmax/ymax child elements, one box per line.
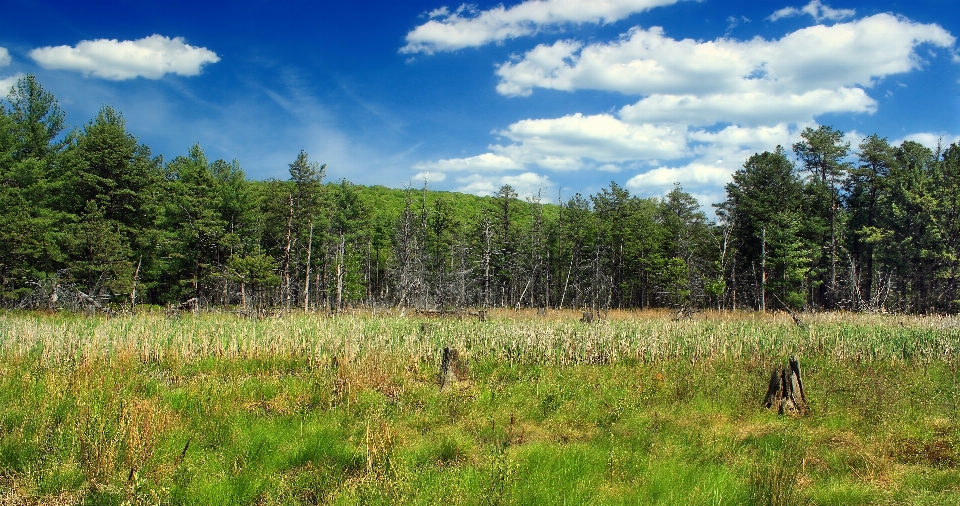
<box><xmin>336</xmin><ymin>231</ymin><xmax>345</xmax><ymax>311</ymax></box>
<box><xmin>283</xmin><ymin>194</ymin><xmax>294</xmax><ymax>311</ymax></box>
<box><xmin>763</xmin><ymin>357</ymin><xmax>808</xmax><ymax>416</ymax></box>
<box><xmin>440</xmin><ymin>347</ymin><xmax>468</xmax><ymax>391</ymax></box>
<box><xmin>129</xmin><ymin>255</ymin><xmax>142</xmax><ymax>310</ymax></box>
<box><xmin>303</xmin><ymin>221</ymin><xmax>314</xmax><ymax>312</ymax></box>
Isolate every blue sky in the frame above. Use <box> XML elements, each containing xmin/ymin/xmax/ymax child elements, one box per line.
<box><xmin>2</xmin><ymin>0</ymin><xmax>958</xmax><ymax>208</ymax></box>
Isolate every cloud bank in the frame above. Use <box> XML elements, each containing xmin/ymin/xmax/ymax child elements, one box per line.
<box><xmin>409</xmin><ymin>2</ymin><xmax>957</xmax><ymax>202</ymax></box>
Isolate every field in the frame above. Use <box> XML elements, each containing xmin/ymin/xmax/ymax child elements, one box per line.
<box><xmin>1</xmin><ymin>309</ymin><xmax>960</xmax><ymax>505</ymax></box>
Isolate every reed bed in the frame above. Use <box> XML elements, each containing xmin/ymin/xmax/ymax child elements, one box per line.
<box><xmin>2</xmin><ymin>310</ymin><xmax>960</xmax><ymax>505</ymax></box>
<box><xmin>2</xmin><ymin>309</ymin><xmax>958</xmax><ymax>367</ymax></box>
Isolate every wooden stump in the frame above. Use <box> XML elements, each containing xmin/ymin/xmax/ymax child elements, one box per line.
<box><xmin>440</xmin><ymin>347</ymin><xmax>468</xmax><ymax>390</ymax></box>
<box><xmin>763</xmin><ymin>356</ymin><xmax>808</xmax><ymax>416</ymax></box>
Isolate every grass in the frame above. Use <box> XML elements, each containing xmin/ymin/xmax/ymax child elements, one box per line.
<box><xmin>1</xmin><ymin>309</ymin><xmax>959</xmax><ymax>504</ymax></box>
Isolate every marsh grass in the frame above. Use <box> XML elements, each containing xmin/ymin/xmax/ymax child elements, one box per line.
<box><xmin>1</xmin><ymin>309</ymin><xmax>959</xmax><ymax>504</ymax></box>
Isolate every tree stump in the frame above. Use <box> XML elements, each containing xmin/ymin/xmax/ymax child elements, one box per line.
<box><xmin>440</xmin><ymin>347</ymin><xmax>468</xmax><ymax>390</ymax></box>
<box><xmin>581</xmin><ymin>311</ymin><xmax>595</xmax><ymax>323</ymax></box>
<box><xmin>478</xmin><ymin>310</ymin><xmax>487</xmax><ymax>322</ymax></box>
<box><xmin>763</xmin><ymin>356</ymin><xmax>808</xmax><ymax>416</ymax></box>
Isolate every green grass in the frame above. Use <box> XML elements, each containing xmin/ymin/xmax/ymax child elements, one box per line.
<box><xmin>1</xmin><ymin>309</ymin><xmax>959</xmax><ymax>504</ymax></box>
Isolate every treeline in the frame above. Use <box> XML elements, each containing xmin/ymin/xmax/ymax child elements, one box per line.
<box><xmin>2</xmin><ymin>76</ymin><xmax>959</xmax><ymax>313</ymax></box>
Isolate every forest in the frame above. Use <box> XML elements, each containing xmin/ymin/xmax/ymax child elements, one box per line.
<box><xmin>2</xmin><ymin>75</ymin><xmax>959</xmax><ymax>314</ymax></box>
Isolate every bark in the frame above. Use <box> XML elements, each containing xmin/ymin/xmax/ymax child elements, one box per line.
<box><xmin>303</xmin><ymin>221</ymin><xmax>314</xmax><ymax>312</ymax></box>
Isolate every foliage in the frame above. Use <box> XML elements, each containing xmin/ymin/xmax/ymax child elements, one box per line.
<box><xmin>3</xmin><ymin>74</ymin><xmax>960</xmax><ymax>314</ymax></box>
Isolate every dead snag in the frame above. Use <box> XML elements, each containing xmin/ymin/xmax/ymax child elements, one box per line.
<box><xmin>764</xmin><ymin>356</ymin><xmax>808</xmax><ymax>416</ymax></box>
<box><xmin>440</xmin><ymin>347</ymin><xmax>468</xmax><ymax>391</ymax></box>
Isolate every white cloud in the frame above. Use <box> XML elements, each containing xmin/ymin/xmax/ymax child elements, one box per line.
<box><xmin>0</xmin><ymin>47</ymin><xmax>10</xmax><ymax>67</ymax></box>
<box><xmin>412</xmin><ymin>171</ymin><xmax>448</xmax><ymax>183</ymax></box>
<box><xmin>29</xmin><ymin>35</ymin><xmax>219</xmax><ymax>80</ymax></box>
<box><xmin>626</xmin><ymin>123</ymin><xmax>805</xmax><ymax>204</ymax></box>
<box><xmin>897</xmin><ymin>132</ymin><xmax>960</xmax><ymax>149</ymax></box>
<box><xmin>726</xmin><ymin>15</ymin><xmax>750</xmax><ymax>35</ymax></box>
<box><xmin>496</xmin><ymin>14</ymin><xmax>954</xmax><ymax>98</ymax></box>
<box><xmin>619</xmin><ymin>88</ymin><xmax>875</xmax><ymax>127</ymax></box>
<box><xmin>401</xmin><ymin>0</ymin><xmax>681</xmax><ymax>54</ymax></box>
<box><xmin>768</xmin><ymin>1</ymin><xmax>855</xmax><ymax>23</ymax></box>
<box><xmin>501</xmin><ymin>171</ymin><xmax>554</xmax><ymax>197</ymax></box>
<box><xmin>494</xmin><ymin>112</ymin><xmax>688</xmax><ymax>163</ymax></box>
<box><xmin>456</xmin><ymin>171</ymin><xmax>553</xmax><ymax>197</ymax></box>
<box><xmin>413</xmin><ymin>152</ymin><xmax>524</xmax><ymax>172</ymax></box>
<box><xmin>411</xmin><ymin>4</ymin><xmax>956</xmax><ymax>206</ymax></box>
<box><xmin>456</xmin><ymin>174</ymin><xmax>499</xmax><ymax>195</ymax></box>
<box><xmin>0</xmin><ymin>73</ymin><xmax>25</xmax><ymax>95</ymax></box>
<box><xmin>414</xmin><ymin>112</ymin><xmax>686</xmax><ymax>176</ymax></box>
<box><xmin>626</xmin><ymin>163</ymin><xmax>731</xmax><ymax>190</ymax></box>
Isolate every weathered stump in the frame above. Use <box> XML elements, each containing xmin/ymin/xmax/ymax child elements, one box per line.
<box><xmin>763</xmin><ymin>356</ymin><xmax>808</xmax><ymax>416</ymax></box>
<box><xmin>440</xmin><ymin>347</ymin><xmax>468</xmax><ymax>391</ymax></box>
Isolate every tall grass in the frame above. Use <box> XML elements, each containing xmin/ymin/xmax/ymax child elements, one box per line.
<box><xmin>1</xmin><ymin>309</ymin><xmax>959</xmax><ymax>505</ymax></box>
<box><xmin>3</xmin><ymin>309</ymin><xmax>958</xmax><ymax>367</ymax></box>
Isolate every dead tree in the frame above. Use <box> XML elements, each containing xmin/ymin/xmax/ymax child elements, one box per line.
<box><xmin>440</xmin><ymin>347</ymin><xmax>468</xmax><ymax>391</ymax></box>
<box><xmin>166</xmin><ymin>297</ymin><xmax>199</xmax><ymax>319</ymax></box>
<box><xmin>764</xmin><ymin>356</ymin><xmax>808</xmax><ymax>416</ymax></box>
<box><xmin>77</xmin><ymin>291</ymin><xmax>106</xmax><ymax>315</ymax></box>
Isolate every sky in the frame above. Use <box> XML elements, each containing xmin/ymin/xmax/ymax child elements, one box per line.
<box><xmin>1</xmin><ymin>0</ymin><xmax>959</xmax><ymax>210</ymax></box>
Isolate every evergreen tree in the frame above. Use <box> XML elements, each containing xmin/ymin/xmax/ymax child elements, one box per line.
<box><xmin>846</xmin><ymin>134</ymin><xmax>894</xmax><ymax>309</ymax></box>
<box><xmin>721</xmin><ymin>147</ymin><xmax>812</xmax><ymax>310</ymax></box>
<box><xmin>793</xmin><ymin>126</ymin><xmax>851</xmax><ymax>308</ymax></box>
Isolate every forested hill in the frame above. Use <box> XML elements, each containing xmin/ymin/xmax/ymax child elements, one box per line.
<box><xmin>3</xmin><ymin>75</ymin><xmax>960</xmax><ymax>314</ymax></box>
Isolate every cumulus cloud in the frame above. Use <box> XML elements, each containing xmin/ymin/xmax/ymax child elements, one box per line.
<box><xmin>621</xmin><ymin>88</ymin><xmax>876</xmax><ymax>128</ymax></box>
<box><xmin>0</xmin><ymin>73</ymin><xmax>25</xmax><ymax>95</ymax></box>
<box><xmin>412</xmin><ymin>171</ymin><xmax>448</xmax><ymax>183</ymax></box>
<box><xmin>494</xmin><ymin>113</ymin><xmax>688</xmax><ymax>163</ymax></box>
<box><xmin>455</xmin><ymin>172</ymin><xmax>553</xmax><ymax>197</ymax></box>
<box><xmin>768</xmin><ymin>0</ymin><xmax>855</xmax><ymax>23</ymax></box>
<box><xmin>0</xmin><ymin>48</ymin><xmax>18</xmax><ymax>96</ymax></box>
<box><xmin>414</xmin><ymin>112</ymin><xmax>686</xmax><ymax>178</ymax></box>
<box><xmin>626</xmin><ymin>123</ymin><xmax>806</xmax><ymax>203</ymax></box>
<box><xmin>627</xmin><ymin>163</ymin><xmax>730</xmax><ymax>189</ymax></box>
<box><xmin>410</xmin><ymin>3</ymin><xmax>958</xmax><ymax>206</ymax></box>
<box><xmin>401</xmin><ymin>0</ymin><xmax>681</xmax><ymax>53</ymax></box>
<box><xmin>897</xmin><ymin>132</ymin><xmax>960</xmax><ymax>149</ymax></box>
<box><xmin>496</xmin><ymin>14</ymin><xmax>954</xmax><ymax>97</ymax></box>
<box><xmin>29</xmin><ymin>35</ymin><xmax>219</xmax><ymax>80</ymax></box>
<box><xmin>412</xmin><ymin>152</ymin><xmax>525</xmax><ymax>172</ymax></box>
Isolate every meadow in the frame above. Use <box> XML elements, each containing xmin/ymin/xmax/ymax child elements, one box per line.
<box><xmin>1</xmin><ymin>309</ymin><xmax>959</xmax><ymax>505</ymax></box>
